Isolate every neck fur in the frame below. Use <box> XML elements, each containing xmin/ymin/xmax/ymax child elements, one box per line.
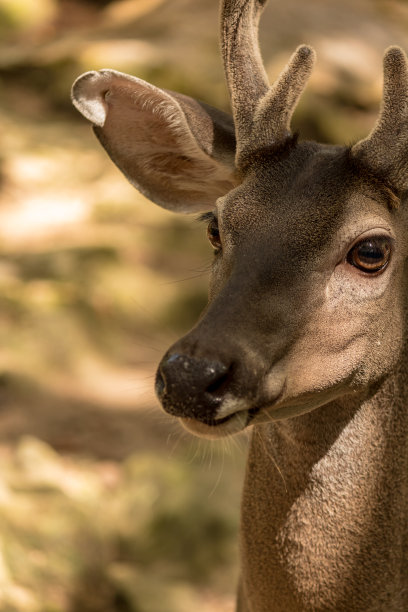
<box><xmin>239</xmin><ymin>360</ymin><xmax>408</xmax><ymax>612</ymax></box>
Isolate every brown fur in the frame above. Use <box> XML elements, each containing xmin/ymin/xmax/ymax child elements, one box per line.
<box><xmin>71</xmin><ymin>1</ymin><xmax>408</xmax><ymax>610</ymax></box>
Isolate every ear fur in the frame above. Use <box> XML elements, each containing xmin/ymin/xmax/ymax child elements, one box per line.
<box><xmin>71</xmin><ymin>70</ymin><xmax>237</xmax><ymax>213</ymax></box>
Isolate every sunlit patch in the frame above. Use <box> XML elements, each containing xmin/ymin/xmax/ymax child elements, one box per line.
<box><xmin>79</xmin><ymin>41</ymin><xmax>158</xmax><ymax>73</ymax></box>
<box><xmin>0</xmin><ymin>195</ymin><xmax>89</xmax><ymax>239</ymax></box>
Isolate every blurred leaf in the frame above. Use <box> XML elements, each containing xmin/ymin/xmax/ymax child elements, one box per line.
<box><xmin>0</xmin><ymin>0</ymin><xmax>57</xmax><ymax>34</ymax></box>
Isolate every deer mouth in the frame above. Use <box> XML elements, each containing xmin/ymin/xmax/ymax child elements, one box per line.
<box><xmin>178</xmin><ymin>403</ymin><xmax>266</xmax><ymax>439</ymax></box>
<box><xmin>199</xmin><ymin>413</ymin><xmax>237</xmax><ymax>427</ymax></box>
<box><xmin>180</xmin><ymin>409</ymin><xmax>249</xmax><ymax>438</ymax></box>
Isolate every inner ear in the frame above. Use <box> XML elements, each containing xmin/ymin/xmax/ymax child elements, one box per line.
<box><xmin>72</xmin><ymin>70</ymin><xmax>238</xmax><ymax>213</ymax></box>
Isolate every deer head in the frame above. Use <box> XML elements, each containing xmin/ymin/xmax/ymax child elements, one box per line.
<box><xmin>72</xmin><ymin>0</ymin><xmax>408</xmax><ymax>439</ymax></box>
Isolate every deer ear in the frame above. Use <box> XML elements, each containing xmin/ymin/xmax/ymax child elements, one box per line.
<box><xmin>71</xmin><ymin>70</ymin><xmax>237</xmax><ymax>213</ymax></box>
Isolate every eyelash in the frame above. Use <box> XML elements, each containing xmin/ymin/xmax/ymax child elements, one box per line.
<box><xmin>197</xmin><ymin>212</ymin><xmax>215</xmax><ymax>224</ymax></box>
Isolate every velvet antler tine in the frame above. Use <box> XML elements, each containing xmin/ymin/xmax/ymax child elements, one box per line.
<box><xmin>221</xmin><ymin>0</ymin><xmax>269</xmax><ymax>129</ymax></box>
<box><xmin>221</xmin><ymin>0</ymin><xmax>315</xmax><ymax>169</ymax></box>
<box><xmin>352</xmin><ymin>46</ymin><xmax>408</xmax><ymax>190</ymax></box>
<box><xmin>254</xmin><ymin>45</ymin><xmax>316</xmax><ymax>144</ymax></box>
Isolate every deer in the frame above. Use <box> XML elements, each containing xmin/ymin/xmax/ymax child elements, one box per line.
<box><xmin>71</xmin><ymin>0</ymin><xmax>408</xmax><ymax>610</ymax></box>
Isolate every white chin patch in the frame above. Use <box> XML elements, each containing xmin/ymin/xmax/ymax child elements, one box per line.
<box><xmin>215</xmin><ymin>395</ymin><xmax>251</xmax><ymax>419</ymax></box>
<box><xmin>180</xmin><ymin>410</ymin><xmax>249</xmax><ymax>439</ymax></box>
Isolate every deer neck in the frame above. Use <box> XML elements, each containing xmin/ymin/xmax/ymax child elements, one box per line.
<box><xmin>240</xmin><ymin>352</ymin><xmax>408</xmax><ymax>612</ymax></box>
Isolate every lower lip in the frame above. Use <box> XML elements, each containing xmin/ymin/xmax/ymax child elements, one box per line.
<box><xmin>198</xmin><ymin>413</ymin><xmax>236</xmax><ymax>427</ymax></box>
<box><xmin>179</xmin><ymin>389</ymin><xmax>285</xmax><ymax>437</ymax></box>
<box><xmin>180</xmin><ymin>410</ymin><xmax>249</xmax><ymax>438</ymax></box>
<box><xmin>191</xmin><ymin>403</ymin><xmax>265</xmax><ymax>430</ymax></box>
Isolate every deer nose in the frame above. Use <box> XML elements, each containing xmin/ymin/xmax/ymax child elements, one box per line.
<box><xmin>155</xmin><ymin>353</ymin><xmax>232</xmax><ymax>423</ymax></box>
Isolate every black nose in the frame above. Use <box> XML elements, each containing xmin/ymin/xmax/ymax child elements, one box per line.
<box><xmin>155</xmin><ymin>353</ymin><xmax>232</xmax><ymax>423</ymax></box>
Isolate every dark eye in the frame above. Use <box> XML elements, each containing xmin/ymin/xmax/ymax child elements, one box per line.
<box><xmin>346</xmin><ymin>237</ymin><xmax>391</xmax><ymax>273</ymax></box>
<box><xmin>207</xmin><ymin>217</ymin><xmax>222</xmax><ymax>253</ymax></box>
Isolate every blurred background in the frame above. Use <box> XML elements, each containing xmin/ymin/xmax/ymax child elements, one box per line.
<box><xmin>1</xmin><ymin>0</ymin><xmax>408</xmax><ymax>610</ymax></box>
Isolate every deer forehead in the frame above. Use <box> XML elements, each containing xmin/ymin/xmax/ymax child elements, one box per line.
<box><xmin>218</xmin><ymin>144</ymin><xmax>396</xmax><ymax>258</ymax></box>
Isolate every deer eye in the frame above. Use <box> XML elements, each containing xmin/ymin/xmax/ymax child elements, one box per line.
<box><xmin>346</xmin><ymin>237</ymin><xmax>391</xmax><ymax>273</ymax></box>
<box><xmin>207</xmin><ymin>217</ymin><xmax>222</xmax><ymax>253</ymax></box>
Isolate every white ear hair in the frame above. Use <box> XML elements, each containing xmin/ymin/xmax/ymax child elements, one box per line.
<box><xmin>72</xmin><ymin>70</ymin><xmax>111</xmax><ymax>126</ymax></box>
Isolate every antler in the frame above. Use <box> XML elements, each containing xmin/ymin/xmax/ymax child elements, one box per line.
<box><xmin>352</xmin><ymin>46</ymin><xmax>408</xmax><ymax>193</ymax></box>
<box><xmin>221</xmin><ymin>0</ymin><xmax>315</xmax><ymax>169</ymax></box>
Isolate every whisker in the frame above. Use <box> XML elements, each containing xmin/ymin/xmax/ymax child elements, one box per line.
<box><xmin>255</xmin><ymin>428</ymin><xmax>287</xmax><ymax>493</ymax></box>
<box><xmin>208</xmin><ymin>440</ymin><xmax>226</xmax><ymax>498</ymax></box>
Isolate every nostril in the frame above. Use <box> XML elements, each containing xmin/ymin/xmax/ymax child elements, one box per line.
<box><xmin>205</xmin><ymin>367</ymin><xmax>232</xmax><ymax>396</ymax></box>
